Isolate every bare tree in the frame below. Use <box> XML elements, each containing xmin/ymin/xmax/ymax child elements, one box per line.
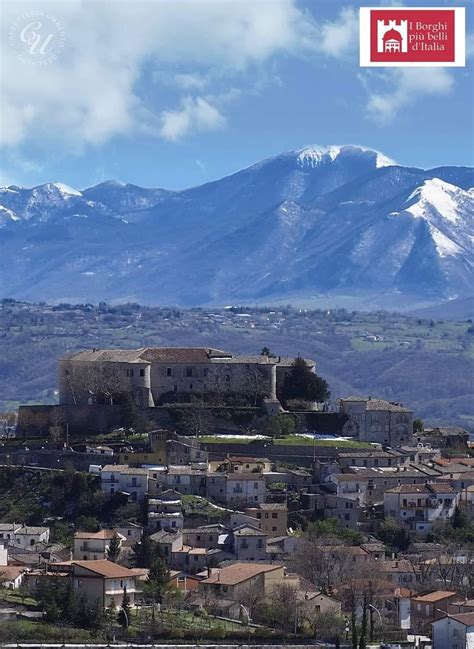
<box><xmin>240</xmin><ymin>366</ymin><xmax>269</xmax><ymax>406</ymax></box>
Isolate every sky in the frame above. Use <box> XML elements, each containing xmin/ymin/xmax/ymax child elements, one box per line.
<box><xmin>1</xmin><ymin>0</ymin><xmax>473</xmax><ymax>190</ymax></box>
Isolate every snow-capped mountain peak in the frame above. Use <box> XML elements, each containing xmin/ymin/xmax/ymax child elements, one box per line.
<box><xmin>50</xmin><ymin>182</ymin><xmax>82</xmax><ymax>197</ymax></box>
<box><xmin>294</xmin><ymin>144</ymin><xmax>396</xmax><ymax>169</ymax></box>
<box><xmin>405</xmin><ymin>178</ymin><xmax>463</xmax><ymax>224</ymax></box>
<box><xmin>0</xmin><ymin>147</ymin><xmax>471</xmax><ymax>306</ymax></box>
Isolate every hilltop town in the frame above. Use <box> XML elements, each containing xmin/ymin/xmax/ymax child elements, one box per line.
<box><xmin>0</xmin><ymin>344</ymin><xmax>472</xmax><ymax>646</ymax></box>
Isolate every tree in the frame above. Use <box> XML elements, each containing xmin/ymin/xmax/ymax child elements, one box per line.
<box><xmin>179</xmin><ymin>403</ymin><xmax>213</xmax><ymax>435</ymax></box>
<box><xmin>280</xmin><ymin>357</ymin><xmax>330</xmax><ymax>403</ymax></box>
<box><xmin>107</xmin><ymin>532</ymin><xmax>122</xmax><ymax>563</ymax></box>
<box><xmin>143</xmin><ymin>557</ymin><xmax>170</xmax><ymax>622</ymax></box>
<box><xmin>241</xmin><ymin>366</ymin><xmax>268</xmax><ymax>406</ymax></box>
<box><xmin>261</xmin><ymin>347</ymin><xmax>275</xmax><ymax>358</ymax></box>
<box><xmin>413</xmin><ymin>418</ymin><xmax>424</xmax><ymax>433</ymax></box>
<box><xmin>264</xmin><ymin>413</ymin><xmax>295</xmax><ymax>438</ymax></box>
<box><xmin>132</xmin><ymin>534</ymin><xmax>160</xmax><ymax>568</ymax></box>
<box><xmin>118</xmin><ymin>587</ymin><xmax>131</xmax><ymax>629</ymax></box>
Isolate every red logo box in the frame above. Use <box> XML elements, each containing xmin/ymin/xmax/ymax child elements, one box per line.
<box><xmin>360</xmin><ymin>7</ymin><xmax>465</xmax><ymax>67</ymax></box>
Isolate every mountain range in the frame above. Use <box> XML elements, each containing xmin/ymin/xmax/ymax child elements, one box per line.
<box><xmin>0</xmin><ymin>145</ymin><xmax>472</xmax><ymax>310</ymax></box>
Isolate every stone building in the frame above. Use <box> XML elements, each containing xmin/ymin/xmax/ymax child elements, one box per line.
<box><xmin>339</xmin><ymin>396</ymin><xmax>413</xmax><ymax>446</ymax></box>
<box><xmin>59</xmin><ymin>347</ymin><xmax>314</xmax><ymax>407</ymax></box>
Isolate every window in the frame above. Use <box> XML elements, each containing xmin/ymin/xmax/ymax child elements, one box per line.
<box><xmin>167</xmin><ymin>368</ymin><xmax>172</xmax><ymax>376</ymax></box>
<box><xmin>186</xmin><ymin>367</ymin><xmax>193</xmax><ymax>377</ymax></box>
<box><xmin>189</xmin><ymin>383</ymin><xmax>193</xmax><ymax>390</ymax></box>
<box><xmin>272</xmin><ymin>513</ymin><xmax>277</xmax><ymax>519</ymax></box>
<box><xmin>140</xmin><ymin>369</ymin><xmax>145</xmax><ymax>377</ymax></box>
<box><xmin>254</xmin><ymin>482</ymin><xmax>258</xmax><ymax>489</ymax></box>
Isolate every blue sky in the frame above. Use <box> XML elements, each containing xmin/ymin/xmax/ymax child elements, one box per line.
<box><xmin>1</xmin><ymin>0</ymin><xmax>473</xmax><ymax>190</ymax></box>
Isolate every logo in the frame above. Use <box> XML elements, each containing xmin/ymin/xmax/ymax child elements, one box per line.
<box><xmin>360</xmin><ymin>7</ymin><xmax>465</xmax><ymax>67</ymax></box>
<box><xmin>9</xmin><ymin>10</ymin><xmax>66</xmax><ymax>66</ymax></box>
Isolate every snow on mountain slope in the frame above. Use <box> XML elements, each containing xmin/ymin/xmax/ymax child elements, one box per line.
<box><xmin>0</xmin><ymin>145</ymin><xmax>472</xmax><ymax>306</ymax></box>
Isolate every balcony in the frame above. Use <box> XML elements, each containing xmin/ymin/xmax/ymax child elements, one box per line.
<box><xmin>79</xmin><ymin>545</ymin><xmax>104</xmax><ymax>553</ymax></box>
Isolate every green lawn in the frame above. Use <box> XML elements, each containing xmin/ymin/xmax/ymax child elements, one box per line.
<box><xmin>0</xmin><ymin>589</ymin><xmax>38</xmax><ymax>608</ymax></box>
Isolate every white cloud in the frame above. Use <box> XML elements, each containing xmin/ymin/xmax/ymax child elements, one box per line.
<box><xmin>318</xmin><ymin>7</ymin><xmax>358</xmax><ymax>58</ymax></box>
<box><xmin>365</xmin><ymin>68</ymin><xmax>454</xmax><ymax>124</ymax></box>
<box><xmin>174</xmin><ymin>73</ymin><xmax>208</xmax><ymax>90</ymax></box>
<box><xmin>0</xmin><ymin>1</ymin><xmax>362</xmax><ymax>149</ymax></box>
<box><xmin>159</xmin><ymin>96</ymin><xmax>226</xmax><ymax>141</ymax></box>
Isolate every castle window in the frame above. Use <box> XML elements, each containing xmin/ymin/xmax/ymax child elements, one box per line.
<box><xmin>186</xmin><ymin>367</ymin><xmax>193</xmax><ymax>377</ymax></box>
<box><xmin>166</xmin><ymin>368</ymin><xmax>172</xmax><ymax>377</ymax></box>
<box><xmin>140</xmin><ymin>369</ymin><xmax>145</xmax><ymax>377</ymax></box>
<box><xmin>189</xmin><ymin>384</ymin><xmax>193</xmax><ymax>390</ymax></box>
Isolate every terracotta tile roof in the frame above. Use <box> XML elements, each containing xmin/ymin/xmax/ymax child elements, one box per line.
<box><xmin>202</xmin><ymin>562</ymin><xmax>282</xmax><ymax>586</ymax></box>
<box><xmin>74</xmin><ymin>530</ymin><xmax>123</xmax><ymax>540</ymax></box>
<box><xmin>141</xmin><ymin>347</ymin><xmax>231</xmax><ymax>362</ymax></box>
<box><xmin>66</xmin><ymin>349</ymin><xmax>147</xmax><ymax>363</ymax></box>
<box><xmin>72</xmin><ymin>560</ymin><xmax>142</xmax><ymax>578</ymax></box>
<box><xmin>0</xmin><ymin>566</ymin><xmax>25</xmax><ymax>581</ymax></box>
<box><xmin>412</xmin><ymin>590</ymin><xmax>458</xmax><ymax>602</ymax></box>
<box><xmin>446</xmin><ymin>612</ymin><xmax>474</xmax><ymax>626</ymax></box>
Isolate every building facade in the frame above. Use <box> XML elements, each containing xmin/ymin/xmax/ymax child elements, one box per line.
<box><xmin>59</xmin><ymin>347</ymin><xmax>315</xmax><ymax>407</ymax></box>
<box><xmin>340</xmin><ymin>397</ymin><xmax>413</xmax><ymax>446</ymax></box>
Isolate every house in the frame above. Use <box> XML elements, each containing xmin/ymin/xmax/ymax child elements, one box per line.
<box><xmin>298</xmin><ymin>589</ymin><xmax>342</xmax><ymax>615</ymax></box>
<box><xmin>181</xmin><ymin>524</ymin><xmax>228</xmax><ymax>550</ymax></box>
<box><xmin>73</xmin><ymin>530</ymin><xmax>125</xmax><ymax>561</ymax></box>
<box><xmin>148</xmin><ymin>490</ymin><xmax>183</xmax><ymax>532</ymax></box>
<box><xmin>70</xmin><ymin>560</ymin><xmax>146</xmax><ymax>608</ymax></box>
<box><xmin>243</xmin><ymin>503</ymin><xmax>288</xmax><ymax>538</ymax></box>
<box><xmin>233</xmin><ymin>524</ymin><xmax>267</xmax><ymax>561</ymax></box>
<box><xmin>323</xmin><ymin>494</ymin><xmax>363</xmax><ymax>531</ymax></box>
<box><xmin>209</xmin><ymin>456</ymin><xmax>272</xmax><ymax>474</ymax></box>
<box><xmin>149</xmin><ymin>530</ymin><xmax>183</xmax><ymax>565</ymax></box>
<box><xmin>206</xmin><ymin>473</ymin><xmax>266</xmax><ymax>505</ymax></box>
<box><xmin>100</xmin><ymin>465</ymin><xmax>149</xmax><ymax>501</ymax></box>
<box><xmin>86</xmin><ymin>445</ymin><xmax>114</xmax><ymax>456</ymax></box>
<box><xmin>11</xmin><ymin>526</ymin><xmax>50</xmax><ymax>549</ymax></box>
<box><xmin>59</xmin><ymin>347</ymin><xmax>315</xmax><ymax>408</ymax></box>
<box><xmin>432</xmin><ymin>613</ymin><xmax>474</xmax><ymax>649</ymax></box>
<box><xmin>0</xmin><ymin>566</ymin><xmax>25</xmax><ymax>590</ymax></box>
<box><xmin>0</xmin><ymin>524</ymin><xmax>22</xmax><ymax>544</ymax></box>
<box><xmin>383</xmin><ymin>483</ymin><xmax>460</xmax><ymax>535</ymax></box>
<box><xmin>113</xmin><ymin>523</ymin><xmax>143</xmax><ymax>545</ymax></box>
<box><xmin>199</xmin><ymin>562</ymin><xmax>286</xmax><ymax>607</ymax></box>
<box><xmin>149</xmin><ymin>465</ymin><xmax>207</xmax><ymax>496</ymax></box>
<box><xmin>168</xmin><ymin>570</ymin><xmax>201</xmax><ymax>593</ymax></box>
<box><xmin>339</xmin><ymin>396</ymin><xmax>413</xmax><ymax>446</ymax></box>
<box><xmin>411</xmin><ymin>590</ymin><xmax>460</xmax><ymax>633</ymax></box>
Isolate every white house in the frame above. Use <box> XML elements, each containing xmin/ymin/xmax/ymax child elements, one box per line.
<box><xmin>11</xmin><ymin>526</ymin><xmax>50</xmax><ymax>549</ymax></box>
<box><xmin>383</xmin><ymin>483</ymin><xmax>460</xmax><ymax>535</ymax></box>
<box><xmin>100</xmin><ymin>465</ymin><xmax>149</xmax><ymax>501</ymax></box>
<box><xmin>73</xmin><ymin>530</ymin><xmax>125</xmax><ymax>561</ymax></box>
<box><xmin>432</xmin><ymin>613</ymin><xmax>474</xmax><ymax>649</ymax></box>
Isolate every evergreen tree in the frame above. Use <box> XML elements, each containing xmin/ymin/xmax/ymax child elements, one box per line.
<box><xmin>143</xmin><ymin>557</ymin><xmax>170</xmax><ymax>623</ymax></box>
<box><xmin>132</xmin><ymin>534</ymin><xmax>160</xmax><ymax>568</ymax></box>
<box><xmin>118</xmin><ymin>586</ymin><xmax>131</xmax><ymax>629</ymax></box>
<box><xmin>281</xmin><ymin>357</ymin><xmax>330</xmax><ymax>403</ymax></box>
<box><xmin>107</xmin><ymin>532</ymin><xmax>122</xmax><ymax>563</ymax></box>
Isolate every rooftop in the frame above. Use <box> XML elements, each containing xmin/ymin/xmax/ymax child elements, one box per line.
<box><xmin>74</xmin><ymin>530</ymin><xmax>123</xmax><ymax>540</ymax></box>
<box><xmin>72</xmin><ymin>560</ymin><xmax>146</xmax><ymax>579</ymax></box>
<box><xmin>201</xmin><ymin>562</ymin><xmax>282</xmax><ymax>586</ymax></box>
<box><xmin>412</xmin><ymin>591</ymin><xmax>458</xmax><ymax>603</ymax></box>
<box><xmin>101</xmin><ymin>465</ymin><xmax>149</xmax><ymax>475</ymax></box>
